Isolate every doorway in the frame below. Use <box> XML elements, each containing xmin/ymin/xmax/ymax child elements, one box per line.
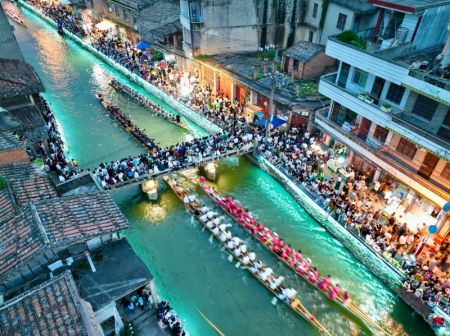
<box><xmin>418</xmin><ymin>152</ymin><xmax>439</xmax><ymax>179</ymax></box>
<box><xmin>371</xmin><ymin>76</ymin><xmax>386</xmax><ymax>105</ymax></box>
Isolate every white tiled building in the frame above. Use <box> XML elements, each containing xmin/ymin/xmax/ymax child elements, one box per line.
<box><xmin>317</xmin><ymin>0</ymin><xmax>450</xmax><ymax>236</ymax></box>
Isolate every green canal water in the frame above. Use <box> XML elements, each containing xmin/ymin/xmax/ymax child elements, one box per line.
<box><xmin>13</xmin><ymin>8</ymin><xmax>432</xmax><ymax>336</ymax></box>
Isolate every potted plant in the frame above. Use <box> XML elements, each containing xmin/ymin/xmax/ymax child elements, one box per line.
<box><xmin>381</xmin><ymin>103</ymin><xmax>392</xmax><ymax>112</ymax></box>
<box><xmin>364</xmin><ymin>94</ymin><xmax>374</xmax><ymax>104</ymax></box>
<box><xmin>358</xmin><ymin>92</ymin><xmax>367</xmax><ymax>100</ymax></box>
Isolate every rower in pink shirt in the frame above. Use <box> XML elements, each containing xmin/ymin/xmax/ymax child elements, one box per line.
<box><xmin>294</xmin><ymin>251</ymin><xmax>303</xmax><ymax>261</ymax></box>
<box><xmin>284</xmin><ymin>245</ymin><xmax>292</xmax><ymax>256</ymax></box>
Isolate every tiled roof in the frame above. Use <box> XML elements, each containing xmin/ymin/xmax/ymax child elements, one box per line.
<box><xmin>332</xmin><ymin>0</ymin><xmax>377</xmax><ymax>14</ymax></box>
<box><xmin>0</xmin><ymin>162</ymin><xmax>58</xmax><ymax>206</ymax></box>
<box><xmin>284</xmin><ymin>41</ymin><xmax>325</xmax><ymax>62</ymax></box>
<box><xmin>0</xmin><ymin>188</ymin><xmax>16</xmax><ymax>221</ymax></box>
<box><xmin>76</xmin><ymin>239</ymin><xmax>152</xmax><ymax>310</ymax></box>
<box><xmin>0</xmin><ymin>58</ymin><xmax>44</xmax><ymax>99</ymax></box>
<box><xmin>0</xmin><ymin>192</ymin><xmax>129</xmax><ymax>278</ymax></box>
<box><xmin>35</xmin><ymin>192</ymin><xmax>129</xmax><ymax>244</ymax></box>
<box><xmin>0</xmin><ymin>271</ymin><xmax>88</xmax><ymax>336</ymax></box>
<box><xmin>7</xmin><ymin>105</ymin><xmax>46</xmax><ymax>131</ymax></box>
<box><xmin>0</xmin><ymin>204</ymin><xmax>48</xmax><ymax>278</ymax></box>
<box><xmin>0</xmin><ymin>131</ymin><xmax>24</xmax><ymax>153</ymax></box>
<box><xmin>137</xmin><ymin>0</ymin><xmax>181</xmax><ymax>43</ymax></box>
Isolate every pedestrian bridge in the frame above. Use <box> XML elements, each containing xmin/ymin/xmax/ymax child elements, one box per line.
<box><xmin>101</xmin><ymin>144</ymin><xmax>256</xmax><ymax>190</ymax></box>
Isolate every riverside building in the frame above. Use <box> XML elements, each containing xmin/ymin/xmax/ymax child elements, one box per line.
<box><xmin>317</xmin><ymin>0</ymin><xmax>450</xmax><ymax>241</ymax></box>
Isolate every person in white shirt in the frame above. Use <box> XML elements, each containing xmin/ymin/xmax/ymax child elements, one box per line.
<box><xmin>259</xmin><ymin>267</ymin><xmax>273</xmax><ymax>281</ymax></box>
<box><xmin>199</xmin><ymin>213</ymin><xmax>208</xmax><ymax>222</ymax></box>
<box><xmin>212</xmin><ymin>225</ymin><xmax>219</xmax><ymax>236</ymax></box>
<box><xmin>249</xmin><ymin>260</ymin><xmax>263</xmax><ymax>273</ymax></box>
<box><xmin>227</xmin><ymin>239</ymin><xmax>235</xmax><ymax>250</ymax></box>
<box><xmin>188</xmin><ymin>194</ymin><xmax>196</xmax><ymax>202</ymax></box>
<box><xmin>269</xmin><ymin>276</ymin><xmax>284</xmax><ymax>290</ymax></box>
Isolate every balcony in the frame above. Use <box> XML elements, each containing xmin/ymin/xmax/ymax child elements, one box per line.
<box><xmin>319</xmin><ymin>73</ymin><xmax>450</xmax><ymax>161</ymax></box>
<box><xmin>314</xmin><ymin>109</ymin><xmax>450</xmax><ymax>207</ymax></box>
<box><xmin>326</xmin><ymin>35</ymin><xmax>450</xmax><ymax>105</ymax></box>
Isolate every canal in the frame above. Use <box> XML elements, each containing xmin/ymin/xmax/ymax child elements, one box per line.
<box><xmin>13</xmin><ymin>7</ymin><xmax>432</xmax><ymax>336</ymax></box>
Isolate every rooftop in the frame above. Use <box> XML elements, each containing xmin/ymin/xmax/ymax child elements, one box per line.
<box><xmin>203</xmin><ymin>53</ymin><xmax>329</xmax><ymax>107</ymax></box>
<box><xmin>0</xmin><ymin>192</ymin><xmax>129</xmax><ymax>278</ymax></box>
<box><xmin>0</xmin><ymin>188</ymin><xmax>16</xmax><ymax>222</ymax></box>
<box><xmin>137</xmin><ymin>0</ymin><xmax>181</xmax><ymax>43</ymax></box>
<box><xmin>0</xmin><ymin>58</ymin><xmax>44</xmax><ymax>99</ymax></box>
<box><xmin>34</xmin><ymin>191</ymin><xmax>129</xmax><ymax>245</ymax></box>
<box><xmin>283</xmin><ymin>41</ymin><xmax>325</xmax><ymax>62</ymax></box>
<box><xmin>0</xmin><ymin>271</ymin><xmax>93</xmax><ymax>336</ymax></box>
<box><xmin>0</xmin><ymin>161</ymin><xmax>58</xmax><ymax>206</ymax></box>
<box><xmin>74</xmin><ymin>239</ymin><xmax>153</xmax><ymax>310</ymax></box>
<box><xmin>368</xmin><ymin>0</ymin><xmax>450</xmax><ymax>12</ymax></box>
<box><xmin>0</xmin><ymin>5</ymin><xmax>24</xmax><ymax>61</ymax></box>
<box><xmin>332</xmin><ymin>0</ymin><xmax>378</xmax><ymax>14</ymax></box>
<box><xmin>0</xmin><ymin>131</ymin><xmax>24</xmax><ymax>153</ymax></box>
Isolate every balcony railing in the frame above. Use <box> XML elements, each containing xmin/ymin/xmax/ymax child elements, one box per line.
<box><xmin>320</xmin><ymin>73</ymin><xmax>450</xmax><ymax>157</ymax></box>
<box><xmin>409</xmin><ymin>69</ymin><xmax>450</xmax><ymax>90</ymax></box>
<box><xmin>315</xmin><ymin>110</ymin><xmax>450</xmax><ymax>201</ymax></box>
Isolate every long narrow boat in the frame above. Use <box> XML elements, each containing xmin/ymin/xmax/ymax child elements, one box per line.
<box><xmin>4</xmin><ymin>6</ymin><xmax>26</xmax><ymax>26</ymax></box>
<box><xmin>199</xmin><ymin>179</ymin><xmax>387</xmax><ymax>334</ymax></box>
<box><xmin>95</xmin><ymin>93</ymin><xmax>157</xmax><ymax>151</ymax></box>
<box><xmin>110</xmin><ymin>80</ymin><xmax>192</xmax><ymax>132</ymax></box>
<box><xmin>164</xmin><ymin>175</ymin><xmax>332</xmax><ymax>336</ymax></box>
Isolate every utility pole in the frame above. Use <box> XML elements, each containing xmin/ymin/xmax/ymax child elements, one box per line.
<box><xmin>265</xmin><ymin>63</ymin><xmax>276</xmax><ymax>138</ymax></box>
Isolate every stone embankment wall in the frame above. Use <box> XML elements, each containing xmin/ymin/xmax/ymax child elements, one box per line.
<box><xmin>18</xmin><ymin>0</ymin><xmax>222</xmax><ymax>135</ymax></box>
<box><xmin>248</xmin><ymin>153</ymin><xmax>405</xmax><ymax>292</ymax></box>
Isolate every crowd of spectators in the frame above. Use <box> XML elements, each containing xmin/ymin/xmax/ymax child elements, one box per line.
<box><xmin>38</xmin><ymin>96</ymin><xmax>79</xmax><ymax>182</ymax></box>
<box><xmin>257</xmin><ymin>125</ymin><xmax>450</xmax><ymax>315</ymax></box>
<box><xmin>31</xmin><ymin>0</ymin><xmax>84</xmax><ymax>36</ymax></box>
<box><xmin>26</xmin><ymin>0</ymin><xmax>450</xmax><ymax>322</ymax></box>
<box><xmin>93</xmin><ymin>127</ymin><xmax>254</xmax><ymax>187</ymax></box>
<box><xmin>27</xmin><ymin>0</ymin><xmax>247</xmax><ymax>129</ymax></box>
<box><xmin>156</xmin><ymin>301</ymin><xmax>187</xmax><ymax>335</ymax></box>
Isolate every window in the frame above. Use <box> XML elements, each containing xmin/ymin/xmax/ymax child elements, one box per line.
<box><xmin>336</xmin><ymin>13</ymin><xmax>347</xmax><ymax>30</ymax></box>
<box><xmin>312</xmin><ymin>3</ymin><xmax>318</xmax><ymax>18</ymax></box>
<box><xmin>373</xmin><ymin>125</ymin><xmax>389</xmax><ymax>142</ymax></box>
<box><xmin>352</xmin><ymin>68</ymin><xmax>368</xmax><ymax>88</ymax></box>
<box><xmin>396</xmin><ymin>138</ymin><xmax>417</xmax><ymax>159</ymax></box>
<box><xmin>107</xmin><ymin>2</ymin><xmax>112</xmax><ymax>13</ymax></box>
<box><xmin>412</xmin><ymin>95</ymin><xmax>438</xmax><ymax>120</ymax></box>
<box><xmin>337</xmin><ymin>62</ymin><xmax>350</xmax><ymax>88</ymax></box>
<box><xmin>114</xmin><ymin>5</ymin><xmax>119</xmax><ymax>16</ymax></box>
<box><xmin>123</xmin><ymin>9</ymin><xmax>128</xmax><ymax>20</ymax></box>
<box><xmin>385</xmin><ymin>83</ymin><xmax>405</xmax><ymax>105</ymax></box>
<box><xmin>441</xmin><ymin>163</ymin><xmax>450</xmax><ymax>179</ymax></box>
<box><xmin>437</xmin><ymin>126</ymin><xmax>450</xmax><ymax>141</ymax></box>
<box><xmin>443</xmin><ymin>109</ymin><xmax>450</xmax><ymax>127</ymax></box>
<box><xmin>190</xmin><ymin>2</ymin><xmax>202</xmax><ymax>22</ymax></box>
<box><xmin>308</xmin><ymin>30</ymin><xmax>314</xmax><ymax>42</ymax></box>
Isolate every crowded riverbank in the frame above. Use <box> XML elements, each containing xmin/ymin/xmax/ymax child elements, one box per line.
<box><xmin>12</xmin><ymin>3</ymin><xmax>444</xmax><ymax>334</ymax></box>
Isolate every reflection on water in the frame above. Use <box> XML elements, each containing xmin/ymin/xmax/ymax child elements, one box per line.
<box><xmin>13</xmin><ymin>7</ymin><xmax>433</xmax><ymax>336</ymax></box>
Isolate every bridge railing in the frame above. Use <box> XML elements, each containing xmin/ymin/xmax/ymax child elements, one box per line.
<box><xmin>103</xmin><ymin>143</ymin><xmax>256</xmax><ymax>190</ymax></box>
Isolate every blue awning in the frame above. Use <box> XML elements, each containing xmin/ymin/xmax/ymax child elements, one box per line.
<box><xmin>136</xmin><ymin>41</ymin><xmax>151</xmax><ymax>50</ymax></box>
<box><xmin>255</xmin><ymin>111</ymin><xmax>265</xmax><ymax>119</ymax></box>
<box><xmin>257</xmin><ymin>116</ymin><xmax>287</xmax><ymax>128</ymax></box>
